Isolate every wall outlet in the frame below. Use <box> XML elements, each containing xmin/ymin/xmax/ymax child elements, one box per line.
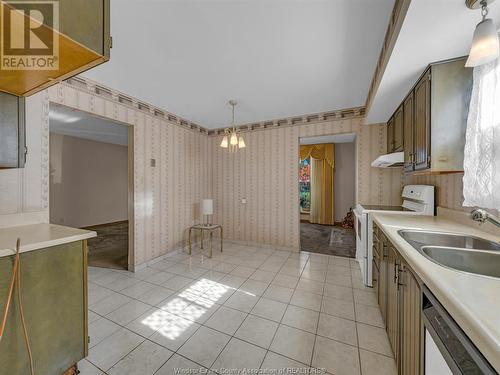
<box><xmin>241</xmin><ymin>198</ymin><xmax>247</xmax><ymax>204</ymax></box>
<box><xmin>150</xmin><ymin>158</ymin><xmax>156</xmax><ymax>167</ymax></box>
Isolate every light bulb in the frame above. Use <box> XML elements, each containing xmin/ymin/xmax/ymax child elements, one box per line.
<box><xmin>466</xmin><ymin>18</ymin><xmax>500</xmax><ymax>67</ymax></box>
<box><xmin>230</xmin><ymin>133</ymin><xmax>238</xmax><ymax>146</ymax></box>
<box><xmin>238</xmin><ymin>137</ymin><xmax>246</xmax><ymax>148</ymax></box>
<box><xmin>220</xmin><ymin>136</ymin><xmax>228</xmax><ymax>148</ymax></box>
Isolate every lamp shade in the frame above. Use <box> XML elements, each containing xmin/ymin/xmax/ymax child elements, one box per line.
<box><xmin>201</xmin><ymin>199</ymin><xmax>213</xmax><ymax>215</ymax></box>
<box><xmin>466</xmin><ymin>18</ymin><xmax>500</xmax><ymax>67</ymax></box>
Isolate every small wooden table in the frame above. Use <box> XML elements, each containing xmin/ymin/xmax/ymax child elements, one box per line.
<box><xmin>188</xmin><ymin>224</ymin><xmax>223</xmax><ymax>258</ymax></box>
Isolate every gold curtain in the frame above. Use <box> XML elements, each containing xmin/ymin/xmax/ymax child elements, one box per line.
<box><xmin>301</xmin><ymin>144</ymin><xmax>335</xmax><ymax>225</ymax></box>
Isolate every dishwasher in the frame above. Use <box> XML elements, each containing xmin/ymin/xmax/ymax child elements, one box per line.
<box><xmin>422</xmin><ymin>286</ymin><xmax>497</xmax><ymax>374</ymax></box>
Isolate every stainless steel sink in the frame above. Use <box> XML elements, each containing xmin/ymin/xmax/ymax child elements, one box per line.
<box><xmin>421</xmin><ymin>247</ymin><xmax>500</xmax><ymax>279</ymax></box>
<box><xmin>398</xmin><ymin>230</ymin><xmax>500</xmax><ymax>251</ymax></box>
<box><xmin>397</xmin><ymin>229</ymin><xmax>500</xmax><ymax>278</ymax></box>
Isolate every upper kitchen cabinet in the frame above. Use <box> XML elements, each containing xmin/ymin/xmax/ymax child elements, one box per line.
<box><xmin>391</xmin><ymin>58</ymin><xmax>472</xmax><ymax>174</ymax></box>
<box><xmin>0</xmin><ymin>92</ymin><xmax>25</xmax><ymax>168</ymax></box>
<box><xmin>0</xmin><ymin>0</ymin><xmax>110</xmax><ymax>97</ymax></box>
<box><xmin>386</xmin><ymin>105</ymin><xmax>403</xmax><ymax>154</ymax></box>
<box><xmin>403</xmin><ymin>92</ymin><xmax>414</xmax><ymax>172</ymax></box>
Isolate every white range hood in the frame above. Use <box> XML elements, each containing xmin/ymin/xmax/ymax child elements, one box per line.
<box><xmin>371</xmin><ymin>152</ymin><xmax>404</xmax><ymax>168</ymax></box>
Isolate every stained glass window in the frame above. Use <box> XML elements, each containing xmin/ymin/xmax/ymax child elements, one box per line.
<box><xmin>299</xmin><ymin>158</ymin><xmax>311</xmax><ymax>212</ymax></box>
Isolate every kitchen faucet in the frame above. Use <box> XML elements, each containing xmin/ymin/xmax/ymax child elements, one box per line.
<box><xmin>471</xmin><ymin>209</ymin><xmax>500</xmax><ymax>228</ymax></box>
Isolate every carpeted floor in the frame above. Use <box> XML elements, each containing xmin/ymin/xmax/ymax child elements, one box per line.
<box><xmin>85</xmin><ymin>221</ymin><xmax>129</xmax><ymax>270</ymax></box>
<box><xmin>300</xmin><ymin>222</ymin><xmax>356</xmax><ymax>257</ymax></box>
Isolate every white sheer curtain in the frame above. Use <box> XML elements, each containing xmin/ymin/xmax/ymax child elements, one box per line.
<box><xmin>463</xmin><ymin>56</ymin><xmax>500</xmax><ymax>210</ymax></box>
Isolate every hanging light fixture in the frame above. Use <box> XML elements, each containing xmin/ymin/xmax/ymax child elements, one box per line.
<box><xmin>220</xmin><ymin>100</ymin><xmax>246</xmax><ymax>152</ymax></box>
<box><xmin>465</xmin><ymin>0</ymin><xmax>500</xmax><ymax>67</ymax></box>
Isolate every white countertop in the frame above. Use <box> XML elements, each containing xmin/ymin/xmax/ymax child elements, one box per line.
<box><xmin>0</xmin><ymin>223</ymin><xmax>97</xmax><ymax>258</ymax></box>
<box><xmin>372</xmin><ymin>213</ymin><xmax>500</xmax><ymax>371</ymax></box>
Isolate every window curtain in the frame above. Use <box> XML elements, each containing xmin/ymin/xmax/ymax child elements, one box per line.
<box><xmin>463</xmin><ymin>57</ymin><xmax>500</xmax><ymax>210</ymax></box>
<box><xmin>301</xmin><ymin>144</ymin><xmax>335</xmax><ymax>225</ymax></box>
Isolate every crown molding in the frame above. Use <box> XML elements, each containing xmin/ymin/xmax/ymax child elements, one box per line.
<box><xmin>365</xmin><ymin>0</ymin><xmax>411</xmax><ymax>114</ymax></box>
<box><xmin>207</xmin><ymin>106</ymin><xmax>366</xmax><ymax>136</ymax></box>
<box><xmin>64</xmin><ymin>77</ymin><xmax>366</xmax><ymax>136</ymax></box>
<box><xmin>63</xmin><ymin>76</ymin><xmax>209</xmax><ymax>134</ymax></box>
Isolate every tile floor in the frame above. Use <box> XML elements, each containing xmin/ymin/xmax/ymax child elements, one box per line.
<box><xmin>81</xmin><ymin>243</ymin><xmax>397</xmax><ymax>375</ymax></box>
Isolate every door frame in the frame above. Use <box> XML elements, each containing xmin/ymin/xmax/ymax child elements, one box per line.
<box><xmin>48</xmin><ymin>102</ymin><xmax>135</xmax><ymax>271</ymax></box>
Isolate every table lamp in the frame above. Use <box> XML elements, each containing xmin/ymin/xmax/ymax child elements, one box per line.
<box><xmin>201</xmin><ymin>199</ymin><xmax>213</xmax><ymax>226</ymax></box>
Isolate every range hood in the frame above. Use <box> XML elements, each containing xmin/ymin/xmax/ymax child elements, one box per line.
<box><xmin>371</xmin><ymin>152</ymin><xmax>404</xmax><ymax>168</ymax></box>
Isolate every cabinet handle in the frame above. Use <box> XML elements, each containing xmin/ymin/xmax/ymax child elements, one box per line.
<box><xmin>394</xmin><ymin>261</ymin><xmax>398</xmax><ymax>283</ymax></box>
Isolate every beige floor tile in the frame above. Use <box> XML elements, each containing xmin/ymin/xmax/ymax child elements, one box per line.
<box><xmin>108</xmin><ymin>340</ymin><xmax>173</xmax><ymax>375</ymax></box>
<box><xmin>355</xmin><ymin>304</ymin><xmax>384</xmax><ymax>328</ymax></box>
<box><xmin>156</xmin><ymin>354</ymin><xmax>207</xmax><ymax>375</ymax></box>
<box><xmin>251</xmin><ymin>298</ymin><xmax>287</xmax><ymax>322</ymax></box>
<box><xmin>270</xmin><ymin>325</ymin><xmax>316</xmax><ymax>365</ymax></box>
<box><xmin>327</xmin><ymin>266</ymin><xmax>352</xmax><ymax>277</ymax></box>
<box><xmin>300</xmin><ymin>268</ymin><xmax>327</xmax><ymax>282</ymax></box>
<box><xmin>249</xmin><ymin>270</ymin><xmax>277</xmax><ymax>283</ymax></box>
<box><xmin>224</xmin><ymin>290</ymin><xmax>260</xmax><ymax>312</ymax></box>
<box><xmin>235</xmin><ymin>314</ymin><xmax>279</xmax><ymax>348</ymax></box>
<box><xmin>148</xmin><ymin>312</ymin><xmax>201</xmax><ymax>351</ymax></box>
<box><xmin>179</xmin><ymin>299</ymin><xmax>221</xmax><ymax>324</ymax></box>
<box><xmin>178</xmin><ymin>326</ymin><xmax>231</xmax><ymax>368</ymax></box>
<box><xmin>296</xmin><ymin>279</ymin><xmax>324</xmax><ymax>295</ymax></box>
<box><xmin>121</xmin><ymin>281</ymin><xmax>157</xmax><ymax>299</ymax></box>
<box><xmin>353</xmin><ymin>289</ymin><xmax>378</xmax><ymax>307</ymax></box>
<box><xmin>312</xmin><ymin>336</ymin><xmax>360</xmax><ymax>375</ymax></box>
<box><xmin>359</xmin><ymin>349</ymin><xmax>397</xmax><ymax>375</ymax></box>
<box><xmin>290</xmin><ymin>290</ymin><xmax>322</xmax><ymax>311</ymax></box>
<box><xmin>220</xmin><ymin>274</ymin><xmax>247</xmax><ymax>289</ymax></box>
<box><xmin>239</xmin><ymin>279</ymin><xmax>270</xmax><ymax>296</ymax></box>
<box><xmin>282</xmin><ymin>305</ymin><xmax>319</xmax><ymax>333</ymax></box>
<box><xmin>137</xmin><ymin>286</ymin><xmax>176</xmax><ymax>306</ymax></box>
<box><xmin>261</xmin><ymin>352</ymin><xmax>310</xmax><ymax>373</ymax></box>
<box><xmin>231</xmin><ymin>266</ymin><xmax>258</xmax><ymax>278</ymax></box>
<box><xmin>205</xmin><ymin>306</ymin><xmax>247</xmax><ymax>334</ymax></box>
<box><xmin>263</xmin><ymin>285</ymin><xmax>294</xmax><ymax>303</ymax></box>
<box><xmin>321</xmin><ymin>296</ymin><xmax>355</xmax><ymax>320</ymax></box>
<box><xmin>317</xmin><ymin>313</ymin><xmax>357</xmax><ymax>346</ymax></box>
<box><xmin>90</xmin><ymin>293</ymin><xmax>132</xmax><ymax>316</ymax></box>
<box><xmin>272</xmin><ymin>274</ymin><xmax>299</xmax><ymax>288</ymax></box>
<box><xmin>78</xmin><ymin>359</ymin><xmax>104</xmax><ymax>375</ymax></box>
<box><xmin>88</xmin><ymin>317</ymin><xmax>121</xmax><ymax>348</ymax></box>
<box><xmin>162</xmin><ymin>275</ymin><xmax>194</xmax><ymax>291</ymax></box>
<box><xmin>202</xmin><ymin>283</ymin><xmax>236</xmax><ymax>304</ymax></box>
<box><xmin>212</xmin><ymin>338</ymin><xmax>266</xmax><ymax>371</ymax></box>
<box><xmin>143</xmin><ymin>271</ymin><xmax>176</xmax><ymax>286</ymax></box>
<box><xmin>106</xmin><ymin>300</ymin><xmax>152</xmax><ymax>326</ymax></box>
<box><xmin>323</xmin><ymin>284</ymin><xmax>353</xmax><ymax>302</ymax></box>
<box><xmin>357</xmin><ymin>323</ymin><xmax>393</xmax><ymax>357</ymax></box>
<box><xmin>88</xmin><ymin>328</ymin><xmax>144</xmax><ymax>371</ymax></box>
<box><xmin>325</xmin><ymin>273</ymin><xmax>352</xmax><ymax>288</ymax></box>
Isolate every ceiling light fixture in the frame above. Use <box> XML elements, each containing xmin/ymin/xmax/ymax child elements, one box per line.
<box><xmin>465</xmin><ymin>0</ymin><xmax>500</xmax><ymax>67</ymax></box>
<box><xmin>220</xmin><ymin>100</ymin><xmax>246</xmax><ymax>152</ymax></box>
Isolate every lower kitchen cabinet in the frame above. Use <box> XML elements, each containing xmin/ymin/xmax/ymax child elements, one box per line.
<box><xmin>373</xmin><ymin>223</ymin><xmax>422</xmax><ymax>375</ymax></box>
<box><xmin>400</xmin><ymin>261</ymin><xmax>422</xmax><ymax>375</ymax></box>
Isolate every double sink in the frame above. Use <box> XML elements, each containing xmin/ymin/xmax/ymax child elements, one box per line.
<box><xmin>398</xmin><ymin>230</ymin><xmax>500</xmax><ymax>279</ymax></box>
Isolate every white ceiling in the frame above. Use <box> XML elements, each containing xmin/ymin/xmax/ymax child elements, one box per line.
<box><xmin>49</xmin><ymin>105</ymin><xmax>129</xmax><ymax>146</ymax></box>
<box><xmin>366</xmin><ymin>0</ymin><xmax>500</xmax><ymax>124</ymax></box>
<box><xmin>300</xmin><ymin>133</ymin><xmax>356</xmax><ymax>144</ymax></box>
<box><xmin>82</xmin><ymin>0</ymin><xmax>394</xmax><ymax>129</ymax></box>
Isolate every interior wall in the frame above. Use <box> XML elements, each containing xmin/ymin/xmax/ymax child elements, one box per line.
<box><xmin>209</xmin><ymin>119</ymin><xmax>403</xmax><ymax>251</ymax></box>
<box><xmin>48</xmin><ymin>83</ymin><xmax>211</xmax><ymax>266</ymax></box>
<box><xmin>49</xmin><ymin>133</ymin><xmax>128</xmax><ymax>228</ymax></box>
<box><xmin>334</xmin><ymin>142</ymin><xmax>355</xmax><ymax>222</ymax></box>
<box><xmin>0</xmin><ymin>91</ymin><xmax>49</xmax><ymax>228</ymax></box>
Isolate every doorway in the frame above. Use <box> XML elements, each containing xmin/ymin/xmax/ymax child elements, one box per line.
<box><xmin>49</xmin><ymin>104</ymin><xmax>133</xmax><ymax>270</ymax></box>
<box><xmin>299</xmin><ymin>134</ymin><xmax>356</xmax><ymax>257</ymax></box>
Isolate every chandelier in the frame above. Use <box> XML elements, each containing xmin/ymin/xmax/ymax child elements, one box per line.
<box><xmin>220</xmin><ymin>100</ymin><xmax>246</xmax><ymax>151</ymax></box>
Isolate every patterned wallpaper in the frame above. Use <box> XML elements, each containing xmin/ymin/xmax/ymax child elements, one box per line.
<box><xmin>208</xmin><ymin>118</ymin><xmax>403</xmax><ymax>250</ymax></box>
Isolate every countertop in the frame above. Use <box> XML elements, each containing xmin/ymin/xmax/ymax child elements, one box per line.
<box><xmin>371</xmin><ymin>213</ymin><xmax>500</xmax><ymax>371</ymax></box>
<box><xmin>0</xmin><ymin>223</ymin><xmax>96</xmax><ymax>258</ymax></box>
